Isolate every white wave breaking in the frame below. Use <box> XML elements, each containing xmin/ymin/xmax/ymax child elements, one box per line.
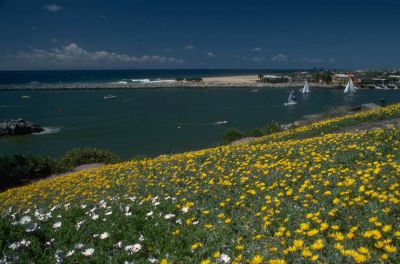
<box><xmin>33</xmin><ymin>127</ymin><xmax>61</xmax><ymax>135</ymax></box>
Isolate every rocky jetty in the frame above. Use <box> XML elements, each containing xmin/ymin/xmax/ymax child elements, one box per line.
<box><xmin>0</xmin><ymin>118</ymin><xmax>44</xmax><ymax>136</ymax></box>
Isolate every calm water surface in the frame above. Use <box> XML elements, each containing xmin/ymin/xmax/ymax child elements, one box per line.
<box><xmin>0</xmin><ymin>88</ymin><xmax>399</xmax><ymax>159</ymax></box>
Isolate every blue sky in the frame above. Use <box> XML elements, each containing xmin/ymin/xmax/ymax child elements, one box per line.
<box><xmin>0</xmin><ymin>0</ymin><xmax>399</xmax><ymax>70</ymax></box>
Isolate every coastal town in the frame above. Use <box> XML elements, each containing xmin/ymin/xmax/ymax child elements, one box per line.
<box><xmin>257</xmin><ymin>69</ymin><xmax>400</xmax><ymax>89</ymax></box>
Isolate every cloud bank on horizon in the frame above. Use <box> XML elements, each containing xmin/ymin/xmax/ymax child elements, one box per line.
<box><xmin>11</xmin><ymin>43</ymin><xmax>184</xmax><ymax>69</ymax></box>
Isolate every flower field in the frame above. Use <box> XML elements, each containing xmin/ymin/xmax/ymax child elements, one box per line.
<box><xmin>1</xmin><ymin>105</ymin><xmax>400</xmax><ymax>263</ymax></box>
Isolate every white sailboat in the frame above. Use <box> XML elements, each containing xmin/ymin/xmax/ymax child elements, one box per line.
<box><xmin>343</xmin><ymin>78</ymin><xmax>357</xmax><ymax>95</ymax></box>
<box><xmin>284</xmin><ymin>90</ymin><xmax>297</xmax><ymax>106</ymax></box>
<box><xmin>301</xmin><ymin>81</ymin><xmax>310</xmax><ymax>94</ymax></box>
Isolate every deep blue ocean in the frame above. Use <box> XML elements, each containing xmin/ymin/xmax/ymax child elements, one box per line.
<box><xmin>0</xmin><ymin>69</ymin><xmax>274</xmax><ymax>85</ymax></box>
<box><xmin>1</xmin><ymin>70</ymin><xmax>399</xmax><ymax>159</ymax></box>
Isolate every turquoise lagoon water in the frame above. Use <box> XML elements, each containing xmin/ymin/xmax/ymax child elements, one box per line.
<box><xmin>1</xmin><ymin>87</ymin><xmax>399</xmax><ymax>159</ymax></box>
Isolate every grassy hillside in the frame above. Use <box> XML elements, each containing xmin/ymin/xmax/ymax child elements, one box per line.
<box><xmin>1</xmin><ymin>104</ymin><xmax>400</xmax><ymax>263</ymax></box>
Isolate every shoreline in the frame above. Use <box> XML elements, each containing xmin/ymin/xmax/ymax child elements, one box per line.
<box><xmin>0</xmin><ymin>74</ymin><xmax>335</xmax><ymax>90</ymax></box>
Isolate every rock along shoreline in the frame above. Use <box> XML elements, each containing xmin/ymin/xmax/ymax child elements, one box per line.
<box><xmin>0</xmin><ymin>118</ymin><xmax>44</xmax><ymax>137</ymax></box>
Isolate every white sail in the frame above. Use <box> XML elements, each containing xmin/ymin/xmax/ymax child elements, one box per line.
<box><xmin>288</xmin><ymin>90</ymin><xmax>293</xmax><ymax>102</ymax></box>
<box><xmin>301</xmin><ymin>81</ymin><xmax>310</xmax><ymax>94</ymax></box>
<box><xmin>344</xmin><ymin>78</ymin><xmax>356</xmax><ymax>94</ymax></box>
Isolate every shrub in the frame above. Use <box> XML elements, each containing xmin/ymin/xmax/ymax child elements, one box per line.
<box><xmin>246</xmin><ymin>128</ymin><xmax>264</xmax><ymax>137</ymax></box>
<box><xmin>185</xmin><ymin>77</ymin><xmax>203</xmax><ymax>82</ymax></box>
<box><xmin>262</xmin><ymin>121</ymin><xmax>283</xmax><ymax>135</ymax></box>
<box><xmin>175</xmin><ymin>77</ymin><xmax>184</xmax><ymax>82</ymax></box>
<box><xmin>0</xmin><ymin>154</ymin><xmax>63</xmax><ymax>190</ymax></box>
<box><xmin>61</xmin><ymin>148</ymin><xmax>120</xmax><ymax>168</ymax></box>
<box><xmin>221</xmin><ymin>128</ymin><xmax>245</xmax><ymax>144</ymax></box>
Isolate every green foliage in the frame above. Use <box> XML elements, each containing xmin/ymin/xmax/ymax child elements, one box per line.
<box><xmin>0</xmin><ymin>154</ymin><xmax>63</xmax><ymax>190</ymax></box>
<box><xmin>185</xmin><ymin>77</ymin><xmax>203</xmax><ymax>82</ymax></box>
<box><xmin>221</xmin><ymin>128</ymin><xmax>245</xmax><ymax>144</ymax></box>
<box><xmin>61</xmin><ymin>148</ymin><xmax>120</xmax><ymax>168</ymax></box>
<box><xmin>175</xmin><ymin>77</ymin><xmax>184</xmax><ymax>81</ymax></box>
<box><xmin>261</xmin><ymin>121</ymin><xmax>283</xmax><ymax>135</ymax></box>
<box><xmin>0</xmin><ymin>148</ymin><xmax>120</xmax><ymax>191</ymax></box>
<box><xmin>246</xmin><ymin>128</ymin><xmax>264</xmax><ymax>137</ymax></box>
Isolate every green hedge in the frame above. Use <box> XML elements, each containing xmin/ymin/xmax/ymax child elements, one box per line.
<box><xmin>0</xmin><ymin>154</ymin><xmax>64</xmax><ymax>190</ymax></box>
<box><xmin>61</xmin><ymin>148</ymin><xmax>120</xmax><ymax>168</ymax></box>
<box><xmin>0</xmin><ymin>148</ymin><xmax>121</xmax><ymax>191</ymax></box>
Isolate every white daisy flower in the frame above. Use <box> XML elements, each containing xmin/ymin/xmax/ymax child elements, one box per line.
<box><xmin>25</xmin><ymin>222</ymin><xmax>38</xmax><ymax>232</ymax></box>
<box><xmin>20</xmin><ymin>239</ymin><xmax>31</xmax><ymax>247</ymax></box>
<box><xmin>146</xmin><ymin>211</ymin><xmax>153</xmax><ymax>217</ymax></box>
<box><xmin>9</xmin><ymin>242</ymin><xmax>20</xmax><ymax>250</ymax></box>
<box><xmin>66</xmin><ymin>250</ymin><xmax>75</xmax><ymax>257</ymax></box>
<box><xmin>82</xmin><ymin>248</ymin><xmax>95</xmax><ymax>256</ymax></box>
<box><xmin>100</xmin><ymin>232</ymin><xmax>109</xmax><ymax>240</ymax></box>
<box><xmin>148</xmin><ymin>257</ymin><xmax>158</xmax><ymax>263</ymax></box>
<box><xmin>219</xmin><ymin>254</ymin><xmax>231</xmax><ymax>263</ymax></box>
<box><xmin>91</xmin><ymin>214</ymin><xmax>99</xmax><ymax>220</ymax></box>
<box><xmin>164</xmin><ymin>214</ymin><xmax>175</xmax><ymax>219</ymax></box>
<box><xmin>19</xmin><ymin>215</ymin><xmax>32</xmax><ymax>225</ymax></box>
<box><xmin>181</xmin><ymin>207</ymin><xmax>189</xmax><ymax>213</ymax></box>
<box><xmin>139</xmin><ymin>234</ymin><xmax>144</xmax><ymax>241</ymax></box>
<box><xmin>76</xmin><ymin>220</ymin><xmax>85</xmax><ymax>230</ymax></box>
<box><xmin>50</xmin><ymin>205</ymin><xmax>59</xmax><ymax>212</ymax></box>
<box><xmin>75</xmin><ymin>243</ymin><xmax>85</xmax><ymax>249</ymax></box>
<box><xmin>53</xmin><ymin>221</ymin><xmax>62</xmax><ymax>229</ymax></box>
<box><xmin>125</xmin><ymin>243</ymin><xmax>141</xmax><ymax>254</ymax></box>
<box><xmin>114</xmin><ymin>241</ymin><xmax>123</xmax><ymax>249</ymax></box>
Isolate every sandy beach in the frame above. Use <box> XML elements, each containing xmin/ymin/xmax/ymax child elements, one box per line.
<box><xmin>0</xmin><ymin>75</ymin><xmax>333</xmax><ymax>90</ymax></box>
<box><xmin>202</xmin><ymin>75</ymin><xmax>259</xmax><ymax>84</ymax></box>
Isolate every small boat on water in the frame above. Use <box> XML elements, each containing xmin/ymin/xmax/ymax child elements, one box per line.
<box><xmin>251</xmin><ymin>89</ymin><xmax>259</xmax><ymax>93</ymax></box>
<box><xmin>301</xmin><ymin>81</ymin><xmax>310</xmax><ymax>94</ymax></box>
<box><xmin>21</xmin><ymin>95</ymin><xmax>30</xmax><ymax>99</ymax></box>
<box><xmin>214</xmin><ymin>120</ymin><xmax>228</xmax><ymax>125</ymax></box>
<box><xmin>104</xmin><ymin>95</ymin><xmax>117</xmax><ymax>100</ymax></box>
<box><xmin>284</xmin><ymin>90</ymin><xmax>297</xmax><ymax>106</ymax></box>
<box><xmin>344</xmin><ymin>78</ymin><xmax>357</xmax><ymax>95</ymax></box>
<box><xmin>388</xmin><ymin>84</ymin><xmax>399</xmax><ymax>90</ymax></box>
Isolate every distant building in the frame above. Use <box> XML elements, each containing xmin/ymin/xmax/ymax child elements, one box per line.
<box><xmin>388</xmin><ymin>75</ymin><xmax>400</xmax><ymax>84</ymax></box>
<box><xmin>332</xmin><ymin>74</ymin><xmax>349</xmax><ymax>87</ymax></box>
<box><xmin>261</xmin><ymin>74</ymin><xmax>289</xmax><ymax>83</ymax></box>
<box><xmin>293</xmin><ymin>72</ymin><xmax>312</xmax><ymax>82</ymax></box>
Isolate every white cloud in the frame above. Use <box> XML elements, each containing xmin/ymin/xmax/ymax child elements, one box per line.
<box><xmin>184</xmin><ymin>45</ymin><xmax>195</xmax><ymax>50</ymax></box>
<box><xmin>251</xmin><ymin>47</ymin><xmax>262</xmax><ymax>52</ymax></box>
<box><xmin>50</xmin><ymin>38</ymin><xmax>58</xmax><ymax>43</ymax></box>
<box><xmin>44</xmin><ymin>4</ymin><xmax>62</xmax><ymax>12</ymax></box>
<box><xmin>270</xmin><ymin>53</ymin><xmax>288</xmax><ymax>62</ymax></box>
<box><xmin>292</xmin><ymin>57</ymin><xmax>322</xmax><ymax>63</ymax></box>
<box><xmin>163</xmin><ymin>48</ymin><xmax>173</xmax><ymax>52</ymax></box>
<box><xmin>15</xmin><ymin>43</ymin><xmax>185</xmax><ymax>67</ymax></box>
<box><xmin>207</xmin><ymin>52</ymin><xmax>216</xmax><ymax>58</ymax></box>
